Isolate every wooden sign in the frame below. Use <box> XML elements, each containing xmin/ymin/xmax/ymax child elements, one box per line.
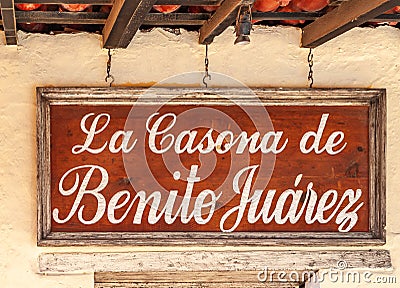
<box><xmin>37</xmin><ymin>87</ymin><xmax>386</xmax><ymax>246</ymax></box>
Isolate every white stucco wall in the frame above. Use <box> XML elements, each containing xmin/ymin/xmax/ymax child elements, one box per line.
<box><xmin>0</xmin><ymin>25</ymin><xmax>399</xmax><ymax>288</ymax></box>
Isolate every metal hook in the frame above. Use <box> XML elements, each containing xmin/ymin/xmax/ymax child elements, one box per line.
<box><xmin>203</xmin><ymin>44</ymin><xmax>211</xmax><ymax>88</ymax></box>
<box><xmin>203</xmin><ymin>74</ymin><xmax>211</xmax><ymax>88</ymax></box>
<box><xmin>105</xmin><ymin>74</ymin><xmax>115</xmax><ymax>87</ymax></box>
<box><xmin>105</xmin><ymin>48</ymin><xmax>115</xmax><ymax>87</ymax></box>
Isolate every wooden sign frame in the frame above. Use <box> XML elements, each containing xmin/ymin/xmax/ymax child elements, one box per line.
<box><xmin>37</xmin><ymin>87</ymin><xmax>386</xmax><ymax>246</ymax></box>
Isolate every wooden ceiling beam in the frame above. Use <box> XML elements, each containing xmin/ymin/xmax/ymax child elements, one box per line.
<box><xmin>15</xmin><ymin>11</ymin><xmax>209</xmax><ymax>25</ymax></box>
<box><xmin>12</xmin><ymin>10</ymin><xmax>400</xmax><ymax>25</ymax></box>
<box><xmin>302</xmin><ymin>0</ymin><xmax>400</xmax><ymax>48</ymax></box>
<box><xmin>13</xmin><ymin>0</ymin><xmax>221</xmax><ymax>4</ymax></box>
<box><xmin>14</xmin><ymin>0</ymin><xmax>112</xmax><ymax>4</ymax></box>
<box><xmin>252</xmin><ymin>11</ymin><xmax>323</xmax><ymax>21</ymax></box>
<box><xmin>156</xmin><ymin>0</ymin><xmax>222</xmax><ymax>5</ymax></box>
<box><xmin>16</xmin><ymin>11</ymin><xmax>108</xmax><ymax>24</ymax></box>
<box><xmin>102</xmin><ymin>0</ymin><xmax>157</xmax><ymax>49</ymax></box>
<box><xmin>199</xmin><ymin>0</ymin><xmax>244</xmax><ymax>45</ymax></box>
<box><xmin>143</xmin><ymin>13</ymin><xmax>209</xmax><ymax>26</ymax></box>
<box><xmin>1</xmin><ymin>0</ymin><xmax>18</xmax><ymax>45</ymax></box>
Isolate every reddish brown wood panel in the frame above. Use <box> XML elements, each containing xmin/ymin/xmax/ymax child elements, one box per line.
<box><xmin>49</xmin><ymin>104</ymin><xmax>369</xmax><ymax>233</ymax></box>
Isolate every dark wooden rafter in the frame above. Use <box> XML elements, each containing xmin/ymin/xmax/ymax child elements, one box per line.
<box><xmin>13</xmin><ymin>0</ymin><xmax>112</xmax><ymax>3</ymax></box>
<box><xmin>199</xmin><ymin>0</ymin><xmax>244</xmax><ymax>45</ymax></box>
<box><xmin>144</xmin><ymin>12</ymin><xmax>209</xmax><ymax>25</ymax></box>
<box><xmin>15</xmin><ymin>11</ymin><xmax>210</xmax><ymax>25</ymax></box>
<box><xmin>252</xmin><ymin>11</ymin><xmax>323</xmax><ymax>21</ymax></box>
<box><xmin>302</xmin><ymin>0</ymin><xmax>400</xmax><ymax>48</ymax></box>
<box><xmin>16</xmin><ymin>11</ymin><xmax>108</xmax><ymax>24</ymax></box>
<box><xmin>12</xmin><ymin>10</ymin><xmax>400</xmax><ymax>27</ymax></box>
<box><xmin>13</xmin><ymin>0</ymin><xmax>222</xmax><ymax>4</ymax></box>
<box><xmin>155</xmin><ymin>0</ymin><xmax>222</xmax><ymax>5</ymax></box>
<box><xmin>102</xmin><ymin>0</ymin><xmax>157</xmax><ymax>48</ymax></box>
<box><xmin>254</xmin><ymin>11</ymin><xmax>400</xmax><ymax>22</ymax></box>
<box><xmin>1</xmin><ymin>0</ymin><xmax>18</xmax><ymax>45</ymax></box>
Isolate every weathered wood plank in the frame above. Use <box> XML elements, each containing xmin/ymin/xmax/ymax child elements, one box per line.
<box><xmin>1</xmin><ymin>0</ymin><xmax>17</xmax><ymax>45</ymax></box>
<box><xmin>372</xmin><ymin>13</ymin><xmax>400</xmax><ymax>22</ymax></box>
<box><xmin>95</xmin><ymin>283</ymin><xmax>297</xmax><ymax>288</ymax></box>
<box><xmin>12</xmin><ymin>11</ymin><xmax>400</xmax><ymax>26</ymax></box>
<box><xmin>14</xmin><ymin>0</ymin><xmax>112</xmax><ymax>3</ymax></box>
<box><xmin>155</xmin><ymin>0</ymin><xmax>222</xmax><ymax>5</ymax></box>
<box><xmin>254</xmin><ymin>11</ymin><xmax>400</xmax><ymax>22</ymax></box>
<box><xmin>16</xmin><ymin>11</ymin><xmax>108</xmax><ymax>24</ymax></box>
<box><xmin>39</xmin><ymin>250</ymin><xmax>392</xmax><ymax>274</ymax></box>
<box><xmin>9</xmin><ymin>10</ymin><xmax>400</xmax><ymax>27</ymax></box>
<box><xmin>15</xmin><ymin>11</ymin><xmax>209</xmax><ymax>25</ymax></box>
<box><xmin>369</xmin><ymin>86</ymin><xmax>386</xmax><ymax>241</ymax></box>
<box><xmin>302</xmin><ymin>0</ymin><xmax>400</xmax><ymax>48</ymax></box>
<box><xmin>37</xmin><ymin>232</ymin><xmax>386</xmax><ymax>247</ymax></box>
<box><xmin>95</xmin><ymin>270</ymin><xmax>311</xmax><ymax>283</ymax></box>
<box><xmin>94</xmin><ymin>271</ymin><xmax>307</xmax><ymax>288</ymax></box>
<box><xmin>199</xmin><ymin>0</ymin><xmax>243</xmax><ymax>44</ymax></box>
<box><xmin>13</xmin><ymin>0</ymin><xmax>222</xmax><ymax>4</ymax></box>
<box><xmin>252</xmin><ymin>11</ymin><xmax>322</xmax><ymax>21</ymax></box>
<box><xmin>143</xmin><ymin>13</ymin><xmax>209</xmax><ymax>25</ymax></box>
<box><xmin>102</xmin><ymin>0</ymin><xmax>157</xmax><ymax>49</ymax></box>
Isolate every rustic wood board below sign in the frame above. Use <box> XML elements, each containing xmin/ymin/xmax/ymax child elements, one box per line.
<box><xmin>37</xmin><ymin>87</ymin><xmax>386</xmax><ymax>246</ymax></box>
<box><xmin>94</xmin><ymin>271</ymin><xmax>311</xmax><ymax>288</ymax></box>
<box><xmin>39</xmin><ymin>250</ymin><xmax>392</xmax><ymax>273</ymax></box>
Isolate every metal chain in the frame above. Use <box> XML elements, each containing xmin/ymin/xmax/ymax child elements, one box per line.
<box><xmin>105</xmin><ymin>48</ymin><xmax>115</xmax><ymax>87</ymax></box>
<box><xmin>308</xmin><ymin>48</ymin><xmax>314</xmax><ymax>88</ymax></box>
<box><xmin>202</xmin><ymin>44</ymin><xmax>211</xmax><ymax>88</ymax></box>
<box><xmin>237</xmin><ymin>4</ymin><xmax>253</xmax><ymax>23</ymax></box>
